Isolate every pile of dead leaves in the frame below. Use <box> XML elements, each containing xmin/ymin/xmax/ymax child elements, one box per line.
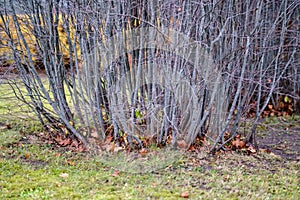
<box><xmin>229</xmin><ymin>134</ymin><xmax>258</xmax><ymax>154</ymax></box>
<box><xmin>20</xmin><ymin>121</ymin><xmax>273</xmax><ymax>157</ymax></box>
<box><xmin>247</xmin><ymin>95</ymin><xmax>296</xmax><ymax>118</ymax></box>
<box><xmin>31</xmin><ymin>128</ymin><xmax>86</xmax><ymax>153</ymax></box>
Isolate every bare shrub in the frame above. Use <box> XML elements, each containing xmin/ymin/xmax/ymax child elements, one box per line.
<box><xmin>1</xmin><ymin>0</ymin><xmax>299</xmax><ymax>151</ymax></box>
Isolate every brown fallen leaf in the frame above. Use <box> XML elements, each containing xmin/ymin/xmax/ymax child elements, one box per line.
<box><xmin>180</xmin><ymin>191</ymin><xmax>189</xmax><ymax>198</ymax></box>
<box><xmin>177</xmin><ymin>140</ymin><xmax>187</xmax><ymax>149</ymax></box>
<box><xmin>105</xmin><ymin>135</ymin><xmax>113</xmax><ymax>143</ymax></box>
<box><xmin>104</xmin><ymin>143</ymin><xmax>115</xmax><ymax>152</ymax></box>
<box><xmin>111</xmin><ymin>170</ymin><xmax>120</xmax><ymax>177</ymax></box>
<box><xmin>224</xmin><ymin>174</ymin><xmax>230</xmax><ymax>181</ymax></box>
<box><xmin>55</xmin><ymin>153</ymin><xmax>61</xmax><ymax>157</ymax></box>
<box><xmin>77</xmin><ymin>146</ymin><xmax>85</xmax><ymax>153</ymax></box>
<box><xmin>231</xmin><ymin>135</ymin><xmax>246</xmax><ymax>149</ymax></box>
<box><xmin>259</xmin><ymin>148</ymin><xmax>271</xmax><ymax>153</ymax></box>
<box><xmin>114</xmin><ymin>146</ymin><xmax>123</xmax><ymax>153</ymax></box>
<box><xmin>139</xmin><ymin>148</ymin><xmax>147</xmax><ymax>156</ymax></box>
<box><xmin>70</xmin><ymin>140</ymin><xmax>79</xmax><ymax>148</ymax></box>
<box><xmin>67</xmin><ymin>160</ymin><xmax>75</xmax><ymax>166</ymax></box>
<box><xmin>25</xmin><ymin>153</ymin><xmax>30</xmax><ymax>159</ymax></box>
<box><xmin>59</xmin><ymin>173</ymin><xmax>69</xmax><ymax>178</ymax></box>
<box><xmin>188</xmin><ymin>145</ymin><xmax>195</xmax><ymax>152</ymax></box>
<box><xmin>247</xmin><ymin>146</ymin><xmax>257</xmax><ymax>153</ymax></box>
<box><xmin>56</xmin><ymin>182</ymin><xmax>62</xmax><ymax>187</ymax></box>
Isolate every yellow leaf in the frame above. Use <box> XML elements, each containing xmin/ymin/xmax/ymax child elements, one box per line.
<box><xmin>284</xmin><ymin>96</ymin><xmax>289</xmax><ymax>103</ymax></box>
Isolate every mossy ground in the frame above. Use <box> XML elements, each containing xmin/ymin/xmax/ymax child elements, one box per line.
<box><xmin>1</xmin><ymin>80</ymin><xmax>299</xmax><ymax>199</ymax></box>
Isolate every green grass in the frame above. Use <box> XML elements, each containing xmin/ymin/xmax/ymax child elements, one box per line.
<box><xmin>0</xmin><ymin>78</ymin><xmax>73</xmax><ymax>130</ymax></box>
<box><xmin>0</xmin><ymin>128</ymin><xmax>299</xmax><ymax>199</ymax></box>
<box><xmin>1</xmin><ymin>80</ymin><xmax>300</xmax><ymax>199</ymax></box>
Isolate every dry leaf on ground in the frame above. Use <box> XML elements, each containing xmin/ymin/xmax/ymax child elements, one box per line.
<box><xmin>59</xmin><ymin>173</ymin><xmax>69</xmax><ymax>178</ymax></box>
<box><xmin>180</xmin><ymin>191</ymin><xmax>189</xmax><ymax>198</ymax></box>
<box><xmin>111</xmin><ymin>170</ymin><xmax>120</xmax><ymax>177</ymax></box>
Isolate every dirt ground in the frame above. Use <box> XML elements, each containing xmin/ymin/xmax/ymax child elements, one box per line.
<box><xmin>256</xmin><ymin>117</ymin><xmax>300</xmax><ymax>161</ymax></box>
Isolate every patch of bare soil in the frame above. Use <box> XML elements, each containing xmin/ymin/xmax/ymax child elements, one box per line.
<box><xmin>0</xmin><ymin>66</ymin><xmax>19</xmax><ymax>80</ymax></box>
<box><xmin>0</xmin><ymin>66</ymin><xmax>49</xmax><ymax>81</ymax></box>
<box><xmin>257</xmin><ymin>118</ymin><xmax>300</xmax><ymax>161</ymax></box>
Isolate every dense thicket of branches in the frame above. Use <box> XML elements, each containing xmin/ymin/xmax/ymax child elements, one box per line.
<box><xmin>0</xmin><ymin>0</ymin><xmax>299</xmax><ymax>150</ymax></box>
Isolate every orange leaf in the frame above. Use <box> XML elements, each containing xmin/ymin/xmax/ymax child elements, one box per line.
<box><xmin>139</xmin><ymin>148</ymin><xmax>147</xmax><ymax>156</ymax></box>
<box><xmin>25</xmin><ymin>153</ymin><xmax>30</xmax><ymax>159</ymax></box>
<box><xmin>231</xmin><ymin>135</ymin><xmax>246</xmax><ymax>149</ymax></box>
<box><xmin>67</xmin><ymin>160</ymin><xmax>75</xmax><ymax>166</ymax></box>
<box><xmin>188</xmin><ymin>145</ymin><xmax>195</xmax><ymax>151</ymax></box>
<box><xmin>239</xmin><ymin>140</ymin><xmax>246</xmax><ymax>148</ymax></box>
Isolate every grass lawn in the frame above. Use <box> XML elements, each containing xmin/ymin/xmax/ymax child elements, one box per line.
<box><xmin>0</xmin><ymin>79</ymin><xmax>299</xmax><ymax>199</ymax></box>
<box><xmin>0</xmin><ymin>127</ymin><xmax>299</xmax><ymax>199</ymax></box>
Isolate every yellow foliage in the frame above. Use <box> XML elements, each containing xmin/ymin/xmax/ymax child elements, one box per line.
<box><xmin>0</xmin><ymin>14</ymin><xmax>80</xmax><ymax>66</ymax></box>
